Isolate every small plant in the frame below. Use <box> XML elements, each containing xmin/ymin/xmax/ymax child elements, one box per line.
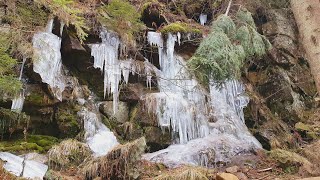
<box><xmin>97</xmin><ymin>0</ymin><xmax>145</xmax><ymax>47</ymax></box>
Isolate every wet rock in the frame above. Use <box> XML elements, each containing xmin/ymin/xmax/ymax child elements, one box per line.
<box><xmin>116</xmin><ymin>122</ymin><xmax>144</xmax><ymax>141</ymax></box>
<box><xmin>129</xmin><ymin>102</ymin><xmax>158</xmax><ymax>127</ymax></box>
<box><xmin>216</xmin><ymin>172</ymin><xmax>239</xmax><ymax>180</ymax></box>
<box><xmin>226</xmin><ymin>166</ymin><xmax>239</xmax><ymax>173</ymax></box>
<box><xmin>0</xmin><ymin>107</ymin><xmax>29</xmax><ymax>136</ymax></box>
<box><xmin>144</xmin><ymin>126</ymin><xmax>171</xmax><ymax>152</ymax></box>
<box><xmin>24</xmin><ymin>84</ymin><xmax>58</xmax><ymax>107</ymax></box>
<box><xmin>99</xmin><ymin>101</ymin><xmax>129</xmax><ymax>123</ymax></box>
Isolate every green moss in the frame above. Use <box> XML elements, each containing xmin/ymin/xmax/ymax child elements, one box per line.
<box><xmin>160</xmin><ymin>22</ymin><xmax>201</xmax><ymax>34</ymax></box>
<box><xmin>25</xmin><ymin>93</ymin><xmax>44</xmax><ymax>106</ymax></box>
<box><xmin>28</xmin><ymin>135</ymin><xmax>59</xmax><ymax>151</ymax></box>
<box><xmin>56</xmin><ymin>103</ymin><xmax>81</xmax><ymax>138</ymax></box>
<box><xmin>0</xmin><ymin>135</ymin><xmax>58</xmax><ymax>153</ymax></box>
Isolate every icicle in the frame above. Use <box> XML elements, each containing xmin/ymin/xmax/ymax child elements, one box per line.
<box><xmin>177</xmin><ymin>32</ymin><xmax>181</xmax><ymax>45</ymax></box>
<box><xmin>46</xmin><ymin>18</ymin><xmax>54</xmax><ymax>33</ymax></box>
<box><xmin>11</xmin><ymin>57</ymin><xmax>27</xmax><ymax>112</ymax></box>
<box><xmin>11</xmin><ymin>91</ymin><xmax>24</xmax><ymax>113</ymax></box>
<box><xmin>60</xmin><ymin>21</ymin><xmax>64</xmax><ymax>36</ymax></box>
<box><xmin>19</xmin><ymin>57</ymin><xmax>26</xmax><ymax>80</ymax></box>
<box><xmin>147</xmin><ymin>32</ymin><xmax>164</xmax><ymax>68</ymax></box>
<box><xmin>199</xmin><ymin>14</ymin><xmax>208</xmax><ymax>26</ymax></box>
<box><xmin>33</xmin><ymin>19</ymin><xmax>65</xmax><ymax>101</ymax></box>
<box><xmin>91</xmin><ymin>30</ymin><xmax>145</xmax><ymax>114</ymax></box>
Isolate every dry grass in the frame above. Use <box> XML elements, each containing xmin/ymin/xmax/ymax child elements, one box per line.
<box><xmin>48</xmin><ymin>139</ymin><xmax>91</xmax><ymax>170</ymax></box>
<box><xmin>153</xmin><ymin>166</ymin><xmax>215</xmax><ymax>180</ymax></box>
<box><xmin>82</xmin><ymin>137</ymin><xmax>146</xmax><ymax>180</ymax></box>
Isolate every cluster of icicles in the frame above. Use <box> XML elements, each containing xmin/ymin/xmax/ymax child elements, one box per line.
<box><xmin>90</xmin><ymin>29</ymin><xmax>261</xmax><ymax>167</ymax></box>
<box><xmin>90</xmin><ymin>30</ymin><xmax>159</xmax><ymax>114</ymax></box>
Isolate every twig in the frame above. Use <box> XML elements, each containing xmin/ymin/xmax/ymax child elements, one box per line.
<box><xmin>257</xmin><ymin>167</ymin><xmax>272</xmax><ymax>173</ymax></box>
<box><xmin>258</xmin><ymin>174</ymin><xmax>271</xmax><ymax>180</ymax></box>
<box><xmin>225</xmin><ymin>0</ymin><xmax>233</xmax><ymax>16</ymax></box>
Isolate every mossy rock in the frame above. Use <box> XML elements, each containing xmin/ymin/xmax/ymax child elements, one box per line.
<box><xmin>55</xmin><ymin>103</ymin><xmax>81</xmax><ymax>138</ymax></box>
<box><xmin>27</xmin><ymin>135</ymin><xmax>59</xmax><ymax>151</ymax></box>
<box><xmin>268</xmin><ymin>149</ymin><xmax>313</xmax><ymax>174</ymax></box>
<box><xmin>295</xmin><ymin>122</ymin><xmax>320</xmax><ymax>140</ymax></box>
<box><xmin>160</xmin><ymin>22</ymin><xmax>201</xmax><ymax>34</ymax></box>
<box><xmin>0</xmin><ymin>135</ymin><xmax>58</xmax><ymax>153</ymax></box>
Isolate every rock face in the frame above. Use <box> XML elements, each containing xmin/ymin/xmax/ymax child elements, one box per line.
<box><xmin>99</xmin><ymin>101</ymin><xmax>129</xmax><ymax>123</ymax></box>
<box><xmin>245</xmin><ymin>5</ymin><xmax>317</xmax><ymax>149</ymax></box>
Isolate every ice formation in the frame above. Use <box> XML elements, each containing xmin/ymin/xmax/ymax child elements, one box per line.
<box><xmin>143</xmin><ymin>31</ymin><xmax>261</xmax><ymax>166</ymax></box>
<box><xmin>11</xmin><ymin>91</ymin><xmax>24</xmax><ymax>112</ymax></box>
<box><xmin>200</xmin><ymin>14</ymin><xmax>208</xmax><ymax>26</ymax></box>
<box><xmin>91</xmin><ymin>30</ymin><xmax>158</xmax><ymax>113</ymax></box>
<box><xmin>32</xmin><ymin>19</ymin><xmax>65</xmax><ymax>101</ymax></box>
<box><xmin>145</xmin><ymin>32</ymin><xmax>209</xmax><ymax>143</ymax></box>
<box><xmin>11</xmin><ymin>57</ymin><xmax>27</xmax><ymax>112</ymax></box>
<box><xmin>0</xmin><ymin>152</ymin><xmax>48</xmax><ymax>179</ymax></box>
<box><xmin>78</xmin><ymin>107</ymin><xmax>119</xmax><ymax>157</ymax></box>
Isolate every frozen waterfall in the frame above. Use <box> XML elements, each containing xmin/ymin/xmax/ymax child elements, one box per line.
<box><xmin>78</xmin><ymin>107</ymin><xmax>119</xmax><ymax>157</ymax></box>
<box><xmin>143</xmin><ymin>32</ymin><xmax>261</xmax><ymax>167</ymax></box>
<box><xmin>32</xmin><ymin>19</ymin><xmax>65</xmax><ymax>101</ymax></box>
<box><xmin>145</xmin><ymin>32</ymin><xmax>209</xmax><ymax>143</ymax></box>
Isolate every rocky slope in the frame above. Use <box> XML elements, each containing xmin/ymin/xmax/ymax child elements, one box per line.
<box><xmin>0</xmin><ymin>0</ymin><xmax>319</xmax><ymax>179</ymax></box>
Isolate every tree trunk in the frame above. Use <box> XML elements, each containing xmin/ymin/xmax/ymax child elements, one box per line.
<box><xmin>291</xmin><ymin>0</ymin><xmax>320</xmax><ymax>96</ymax></box>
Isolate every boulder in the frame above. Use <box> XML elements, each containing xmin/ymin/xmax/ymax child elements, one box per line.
<box><xmin>216</xmin><ymin>172</ymin><xmax>239</xmax><ymax>180</ymax></box>
<box><xmin>99</xmin><ymin>101</ymin><xmax>129</xmax><ymax>123</ymax></box>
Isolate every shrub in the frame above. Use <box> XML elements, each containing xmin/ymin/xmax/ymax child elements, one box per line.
<box><xmin>188</xmin><ymin>8</ymin><xmax>272</xmax><ymax>85</ymax></box>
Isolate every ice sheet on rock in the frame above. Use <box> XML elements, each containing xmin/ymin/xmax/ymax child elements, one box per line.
<box><xmin>0</xmin><ymin>152</ymin><xmax>48</xmax><ymax>179</ymax></box>
<box><xmin>78</xmin><ymin>108</ymin><xmax>119</xmax><ymax>157</ymax></box>
<box><xmin>23</xmin><ymin>160</ymin><xmax>48</xmax><ymax>179</ymax></box>
<box><xmin>143</xmin><ymin>134</ymin><xmax>258</xmax><ymax>168</ymax></box>
<box><xmin>208</xmin><ymin>80</ymin><xmax>259</xmax><ymax>144</ymax></box>
<box><xmin>0</xmin><ymin>152</ymin><xmax>23</xmax><ymax>176</ymax></box>
<box><xmin>199</xmin><ymin>14</ymin><xmax>208</xmax><ymax>26</ymax></box>
<box><xmin>33</xmin><ymin>20</ymin><xmax>65</xmax><ymax>101</ymax></box>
